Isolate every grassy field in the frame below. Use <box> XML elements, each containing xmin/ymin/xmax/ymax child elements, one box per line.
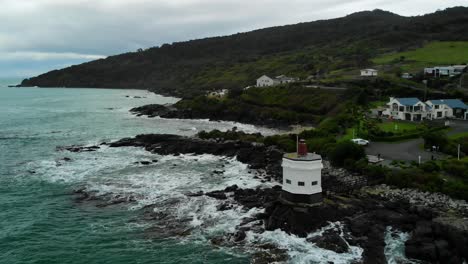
<box><xmin>449</xmin><ymin>131</ymin><xmax>468</xmax><ymax>140</ymax></box>
<box><xmin>373</xmin><ymin>41</ymin><xmax>468</xmax><ymax>72</ymax></box>
<box><xmin>377</xmin><ymin>121</ymin><xmax>420</xmax><ymax>133</ymax></box>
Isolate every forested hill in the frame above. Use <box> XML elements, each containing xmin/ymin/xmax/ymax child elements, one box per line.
<box><xmin>21</xmin><ymin>7</ymin><xmax>468</xmax><ymax>97</ymax></box>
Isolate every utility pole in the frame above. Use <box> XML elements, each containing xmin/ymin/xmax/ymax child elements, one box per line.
<box><xmin>458</xmin><ymin>144</ymin><xmax>461</xmax><ymax>161</ymax></box>
<box><xmin>460</xmin><ymin>74</ymin><xmax>464</xmax><ymax>89</ymax></box>
<box><xmin>422</xmin><ymin>80</ymin><xmax>428</xmax><ymax>101</ymax></box>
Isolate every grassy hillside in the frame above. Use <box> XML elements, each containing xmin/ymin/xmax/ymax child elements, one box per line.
<box><xmin>20</xmin><ymin>7</ymin><xmax>468</xmax><ymax>97</ymax></box>
<box><xmin>373</xmin><ymin>41</ymin><xmax>468</xmax><ymax>71</ymax></box>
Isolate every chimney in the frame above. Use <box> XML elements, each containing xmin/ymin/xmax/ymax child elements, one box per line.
<box><xmin>298</xmin><ymin>139</ymin><xmax>308</xmax><ymax>157</ymax></box>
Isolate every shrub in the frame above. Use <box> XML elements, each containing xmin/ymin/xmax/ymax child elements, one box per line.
<box><xmin>420</xmin><ymin>161</ymin><xmax>440</xmax><ymax>173</ymax></box>
<box><xmin>423</xmin><ymin>130</ymin><xmax>448</xmax><ymax>149</ymax></box>
<box><xmin>328</xmin><ymin>141</ymin><xmax>366</xmax><ymax>167</ymax></box>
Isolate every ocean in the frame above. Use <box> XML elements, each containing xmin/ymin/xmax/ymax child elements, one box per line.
<box><xmin>0</xmin><ymin>80</ymin><xmax>407</xmax><ymax>264</ymax></box>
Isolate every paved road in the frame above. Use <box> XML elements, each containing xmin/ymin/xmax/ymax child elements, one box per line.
<box><xmin>366</xmin><ymin>120</ymin><xmax>467</xmax><ymax>162</ymax></box>
<box><xmin>448</xmin><ymin>120</ymin><xmax>468</xmax><ymax>135</ymax></box>
<box><xmin>366</xmin><ymin>138</ymin><xmax>448</xmax><ymax>162</ymax></box>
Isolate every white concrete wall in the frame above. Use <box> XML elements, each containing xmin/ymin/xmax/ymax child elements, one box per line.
<box><xmin>282</xmin><ymin>158</ymin><xmax>323</xmax><ymax>195</ymax></box>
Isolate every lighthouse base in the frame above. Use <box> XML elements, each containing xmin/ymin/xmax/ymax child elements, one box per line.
<box><xmin>280</xmin><ymin>191</ymin><xmax>322</xmax><ymax>207</ymax></box>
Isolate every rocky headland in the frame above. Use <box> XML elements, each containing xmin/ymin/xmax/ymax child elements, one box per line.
<box><xmin>64</xmin><ymin>134</ymin><xmax>468</xmax><ymax>264</ymax></box>
<box><xmin>129</xmin><ymin>104</ymin><xmax>294</xmax><ymax>128</ymax></box>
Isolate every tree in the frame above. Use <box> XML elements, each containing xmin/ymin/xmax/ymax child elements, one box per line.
<box><xmin>422</xmin><ymin>130</ymin><xmax>448</xmax><ymax>149</ymax></box>
<box><xmin>328</xmin><ymin>141</ymin><xmax>366</xmax><ymax>167</ymax></box>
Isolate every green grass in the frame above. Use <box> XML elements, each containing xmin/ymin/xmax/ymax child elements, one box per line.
<box><xmin>373</xmin><ymin>41</ymin><xmax>468</xmax><ymax>72</ymax></box>
<box><xmin>449</xmin><ymin>132</ymin><xmax>468</xmax><ymax>140</ymax></box>
<box><xmin>377</xmin><ymin>121</ymin><xmax>420</xmax><ymax>133</ymax></box>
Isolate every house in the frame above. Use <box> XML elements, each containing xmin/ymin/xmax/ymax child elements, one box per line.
<box><xmin>383</xmin><ymin>97</ymin><xmax>468</xmax><ymax>121</ymax></box>
<box><xmin>256</xmin><ymin>75</ymin><xmax>297</xmax><ymax>87</ymax></box>
<box><xmin>401</xmin><ymin>73</ymin><xmax>413</xmax><ymax>79</ymax></box>
<box><xmin>424</xmin><ymin>66</ymin><xmax>459</xmax><ymax>77</ymax></box>
<box><xmin>207</xmin><ymin>89</ymin><xmax>228</xmax><ymax>98</ymax></box>
<box><xmin>360</xmin><ymin>69</ymin><xmax>378</xmax><ymax>77</ymax></box>
<box><xmin>426</xmin><ymin>99</ymin><xmax>468</xmax><ymax>120</ymax></box>
<box><xmin>453</xmin><ymin>65</ymin><xmax>467</xmax><ymax>74</ymax></box>
<box><xmin>383</xmin><ymin>97</ymin><xmax>429</xmax><ymax>121</ymax></box>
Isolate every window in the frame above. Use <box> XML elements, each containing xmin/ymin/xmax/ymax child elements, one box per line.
<box><xmin>312</xmin><ymin>181</ymin><xmax>318</xmax><ymax>186</ymax></box>
<box><xmin>298</xmin><ymin>182</ymin><xmax>305</xmax><ymax>186</ymax></box>
<box><xmin>435</xmin><ymin>105</ymin><xmax>439</xmax><ymax>109</ymax></box>
<box><xmin>285</xmin><ymin>179</ymin><xmax>291</xmax><ymax>184</ymax></box>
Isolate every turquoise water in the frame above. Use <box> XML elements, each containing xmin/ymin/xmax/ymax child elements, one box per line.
<box><xmin>0</xmin><ymin>81</ymin><xmax>281</xmax><ymax>264</ymax></box>
<box><xmin>1</xmin><ymin>80</ymin><xmax>385</xmax><ymax>264</ymax></box>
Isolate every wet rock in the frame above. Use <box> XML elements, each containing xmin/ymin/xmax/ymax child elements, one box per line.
<box><xmin>307</xmin><ymin>229</ymin><xmax>349</xmax><ymax>253</ymax></box>
<box><xmin>224</xmin><ymin>185</ymin><xmax>238</xmax><ymax>192</ymax></box>
<box><xmin>216</xmin><ymin>202</ymin><xmax>233</xmax><ymax>211</ymax></box>
<box><xmin>205</xmin><ymin>191</ymin><xmax>227</xmax><ymax>200</ymax></box>
<box><xmin>185</xmin><ymin>191</ymin><xmax>204</xmax><ymax>197</ymax></box>
<box><xmin>232</xmin><ymin>230</ymin><xmax>246</xmax><ymax>242</ymax></box>
<box><xmin>210</xmin><ymin>236</ymin><xmax>225</xmax><ymax>246</ymax></box>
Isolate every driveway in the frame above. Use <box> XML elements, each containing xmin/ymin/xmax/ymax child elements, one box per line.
<box><xmin>448</xmin><ymin>120</ymin><xmax>468</xmax><ymax>136</ymax></box>
<box><xmin>366</xmin><ymin>138</ymin><xmax>445</xmax><ymax>162</ymax></box>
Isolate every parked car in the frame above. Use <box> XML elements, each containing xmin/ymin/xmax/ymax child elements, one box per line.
<box><xmin>351</xmin><ymin>138</ymin><xmax>370</xmax><ymax>146</ymax></box>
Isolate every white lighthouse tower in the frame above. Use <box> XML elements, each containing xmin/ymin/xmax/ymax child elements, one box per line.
<box><xmin>281</xmin><ymin>139</ymin><xmax>323</xmax><ymax>205</ymax></box>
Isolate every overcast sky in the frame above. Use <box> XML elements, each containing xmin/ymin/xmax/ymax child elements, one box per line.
<box><xmin>0</xmin><ymin>0</ymin><xmax>466</xmax><ymax>78</ymax></box>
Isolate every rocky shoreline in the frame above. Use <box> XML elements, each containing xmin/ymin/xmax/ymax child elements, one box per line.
<box><xmin>129</xmin><ymin>104</ymin><xmax>295</xmax><ymax>129</ymax></box>
<box><xmin>63</xmin><ymin>134</ymin><xmax>468</xmax><ymax>263</ymax></box>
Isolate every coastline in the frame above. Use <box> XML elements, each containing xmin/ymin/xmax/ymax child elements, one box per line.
<box><xmin>65</xmin><ymin>133</ymin><xmax>468</xmax><ymax>264</ymax></box>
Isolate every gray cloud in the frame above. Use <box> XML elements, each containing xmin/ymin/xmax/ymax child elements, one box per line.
<box><xmin>0</xmin><ymin>0</ymin><xmax>466</xmax><ymax>78</ymax></box>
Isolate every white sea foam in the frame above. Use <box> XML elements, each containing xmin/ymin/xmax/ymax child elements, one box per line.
<box><xmin>33</xmin><ymin>145</ymin><xmax>365</xmax><ymax>263</ymax></box>
<box><xmin>246</xmin><ymin>222</ymin><xmax>363</xmax><ymax>264</ymax></box>
<box><xmin>384</xmin><ymin>226</ymin><xmax>418</xmax><ymax>264</ymax></box>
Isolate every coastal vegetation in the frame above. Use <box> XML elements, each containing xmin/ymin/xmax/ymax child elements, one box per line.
<box><xmin>373</xmin><ymin>41</ymin><xmax>468</xmax><ymax>72</ymax></box>
<box><xmin>20</xmin><ymin>7</ymin><xmax>468</xmax><ymax>97</ymax></box>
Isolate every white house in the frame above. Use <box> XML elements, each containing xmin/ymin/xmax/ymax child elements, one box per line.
<box><xmin>424</xmin><ymin>66</ymin><xmax>458</xmax><ymax>77</ymax></box>
<box><xmin>383</xmin><ymin>97</ymin><xmax>468</xmax><ymax>121</ymax></box>
<box><xmin>383</xmin><ymin>97</ymin><xmax>429</xmax><ymax>121</ymax></box>
<box><xmin>360</xmin><ymin>69</ymin><xmax>378</xmax><ymax>77</ymax></box>
<box><xmin>207</xmin><ymin>89</ymin><xmax>228</xmax><ymax>98</ymax></box>
<box><xmin>281</xmin><ymin>140</ymin><xmax>323</xmax><ymax>205</ymax></box>
<box><xmin>426</xmin><ymin>99</ymin><xmax>468</xmax><ymax>120</ymax></box>
<box><xmin>401</xmin><ymin>73</ymin><xmax>413</xmax><ymax>79</ymax></box>
<box><xmin>256</xmin><ymin>75</ymin><xmax>279</xmax><ymax>87</ymax></box>
<box><xmin>256</xmin><ymin>75</ymin><xmax>297</xmax><ymax>87</ymax></box>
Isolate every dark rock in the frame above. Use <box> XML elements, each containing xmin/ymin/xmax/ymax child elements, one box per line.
<box><xmin>205</xmin><ymin>191</ymin><xmax>227</xmax><ymax>200</ymax></box>
<box><xmin>185</xmin><ymin>191</ymin><xmax>204</xmax><ymax>197</ymax></box>
<box><xmin>224</xmin><ymin>185</ymin><xmax>239</xmax><ymax>192</ymax></box>
<box><xmin>140</xmin><ymin>161</ymin><xmax>151</xmax><ymax>165</ymax></box>
<box><xmin>307</xmin><ymin>229</ymin><xmax>349</xmax><ymax>253</ymax></box>
<box><xmin>406</xmin><ymin>241</ymin><xmax>437</xmax><ymax>262</ymax></box>
<box><xmin>232</xmin><ymin>230</ymin><xmax>246</xmax><ymax>242</ymax></box>
<box><xmin>216</xmin><ymin>202</ymin><xmax>233</xmax><ymax>211</ymax></box>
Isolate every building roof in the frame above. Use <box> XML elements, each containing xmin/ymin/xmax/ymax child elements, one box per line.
<box><xmin>429</xmin><ymin>99</ymin><xmax>468</xmax><ymax>109</ymax></box>
<box><xmin>362</xmin><ymin>69</ymin><xmax>378</xmax><ymax>72</ymax></box>
<box><xmin>395</xmin><ymin>97</ymin><xmax>422</xmax><ymax>106</ymax></box>
<box><xmin>283</xmin><ymin>153</ymin><xmax>322</xmax><ymax>161</ymax></box>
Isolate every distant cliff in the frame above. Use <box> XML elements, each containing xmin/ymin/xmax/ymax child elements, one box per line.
<box><xmin>21</xmin><ymin>7</ymin><xmax>468</xmax><ymax>97</ymax></box>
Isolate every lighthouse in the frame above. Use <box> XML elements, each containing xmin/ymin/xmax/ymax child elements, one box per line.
<box><xmin>280</xmin><ymin>139</ymin><xmax>323</xmax><ymax>205</ymax></box>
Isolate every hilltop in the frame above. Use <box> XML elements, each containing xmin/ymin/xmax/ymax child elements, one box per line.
<box><xmin>20</xmin><ymin>7</ymin><xmax>468</xmax><ymax>97</ymax></box>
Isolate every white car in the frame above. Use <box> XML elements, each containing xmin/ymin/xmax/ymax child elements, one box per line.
<box><xmin>351</xmin><ymin>138</ymin><xmax>370</xmax><ymax>146</ymax></box>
